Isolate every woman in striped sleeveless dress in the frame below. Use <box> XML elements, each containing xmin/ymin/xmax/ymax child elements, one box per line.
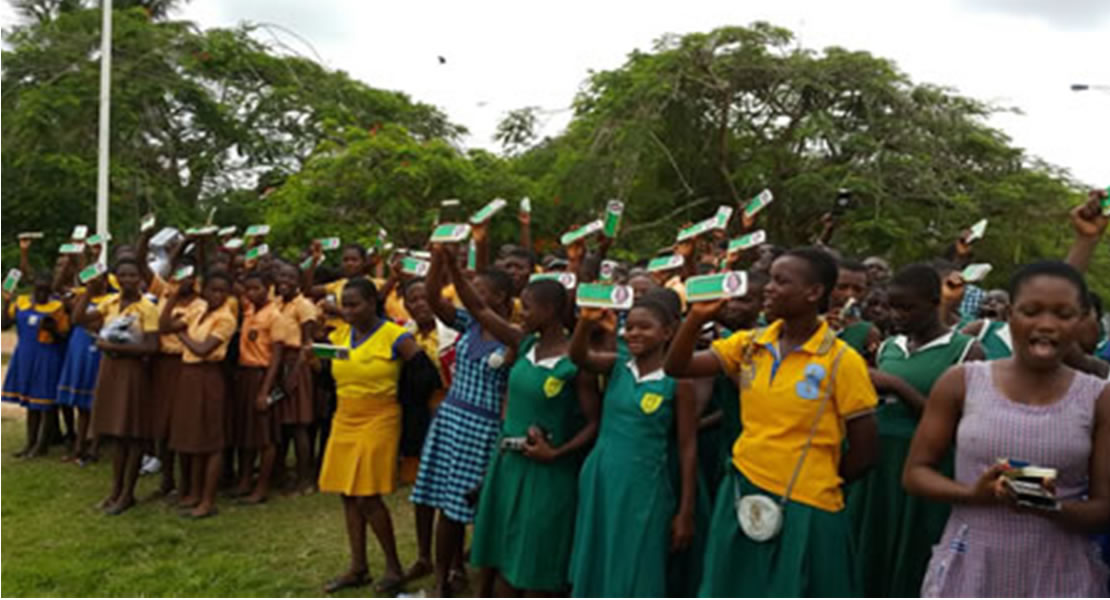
<box><xmin>905</xmin><ymin>261</ymin><xmax>1110</xmax><ymax>597</ymax></box>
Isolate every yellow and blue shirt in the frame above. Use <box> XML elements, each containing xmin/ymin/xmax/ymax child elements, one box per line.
<box><xmin>711</xmin><ymin>319</ymin><xmax>877</xmax><ymax>511</ymax></box>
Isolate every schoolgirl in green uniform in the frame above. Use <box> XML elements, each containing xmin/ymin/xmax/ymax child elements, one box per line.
<box><xmin>567</xmin><ymin>288</ymin><xmax>698</xmax><ymax>597</ymax></box>
<box><xmin>845</xmin><ymin>264</ymin><xmax>983</xmax><ymax>597</ymax></box>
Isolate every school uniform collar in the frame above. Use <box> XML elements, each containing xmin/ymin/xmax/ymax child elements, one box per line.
<box><xmin>526</xmin><ymin>345</ymin><xmax>564</xmax><ymax>369</ymax></box>
<box><xmin>350</xmin><ymin>319</ymin><xmax>386</xmax><ymax>350</ymax></box>
<box><xmin>891</xmin><ymin>330</ymin><xmax>956</xmax><ymax>355</ymax></box>
<box><xmin>627</xmin><ymin>359</ymin><xmax>665</xmax><ymax>383</ymax></box>
<box><xmin>756</xmin><ymin>319</ymin><xmax>835</xmax><ymax>356</ymax></box>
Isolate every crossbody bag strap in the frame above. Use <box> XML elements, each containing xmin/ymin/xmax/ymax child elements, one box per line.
<box><xmin>779</xmin><ymin>347</ymin><xmax>846</xmax><ymax>507</ymax></box>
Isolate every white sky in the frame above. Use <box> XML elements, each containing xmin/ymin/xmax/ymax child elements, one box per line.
<box><xmin>3</xmin><ymin>0</ymin><xmax>1108</xmax><ymax>186</ymax></box>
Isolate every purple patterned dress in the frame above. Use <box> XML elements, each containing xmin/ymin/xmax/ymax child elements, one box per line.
<box><xmin>922</xmin><ymin>361</ymin><xmax>1109</xmax><ymax>597</ymax></box>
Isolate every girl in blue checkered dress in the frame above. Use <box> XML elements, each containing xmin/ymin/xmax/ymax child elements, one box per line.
<box><xmin>412</xmin><ymin>249</ymin><xmax>513</xmax><ymax>596</ymax></box>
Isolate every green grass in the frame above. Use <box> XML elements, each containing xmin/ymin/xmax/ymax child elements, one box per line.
<box><xmin>0</xmin><ymin>417</ymin><xmax>430</xmax><ymax>597</ymax></box>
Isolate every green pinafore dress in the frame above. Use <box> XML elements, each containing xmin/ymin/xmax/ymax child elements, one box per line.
<box><xmin>470</xmin><ymin>335</ymin><xmax>582</xmax><ymax>592</ymax></box>
<box><xmin>845</xmin><ymin>331</ymin><xmax>974</xmax><ymax>597</ymax></box>
<box><xmin>568</xmin><ymin>356</ymin><xmax>678</xmax><ymax>597</ymax></box>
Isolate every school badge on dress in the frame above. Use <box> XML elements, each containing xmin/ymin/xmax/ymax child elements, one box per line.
<box><xmin>640</xmin><ymin>392</ymin><xmax>663</xmax><ymax>414</ymax></box>
<box><xmin>543</xmin><ymin>376</ymin><xmax>564</xmax><ymax>398</ymax></box>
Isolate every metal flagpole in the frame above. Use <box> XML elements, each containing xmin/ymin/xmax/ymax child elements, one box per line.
<box><xmin>95</xmin><ymin>0</ymin><xmax>113</xmax><ymax>257</ymax></box>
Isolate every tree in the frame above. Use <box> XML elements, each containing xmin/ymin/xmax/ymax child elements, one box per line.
<box><xmin>262</xmin><ymin>123</ymin><xmax>534</xmax><ymax>258</ymax></box>
<box><xmin>509</xmin><ymin>23</ymin><xmax>1102</xmax><ymax>292</ymax></box>
<box><xmin>2</xmin><ymin>1</ymin><xmax>462</xmax><ymax>270</ymax></box>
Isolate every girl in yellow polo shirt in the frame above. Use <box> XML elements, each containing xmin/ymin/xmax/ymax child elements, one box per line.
<box><xmin>319</xmin><ymin>277</ymin><xmax>423</xmax><ymax>595</ymax></box>
<box><xmin>666</xmin><ymin>247</ymin><xmax>879</xmax><ymax>597</ymax></box>
<box><xmin>74</xmin><ymin>258</ymin><xmax>160</xmax><ymax>515</ymax></box>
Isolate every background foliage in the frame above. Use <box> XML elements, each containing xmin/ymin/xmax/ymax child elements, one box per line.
<box><xmin>3</xmin><ymin>4</ymin><xmax>1104</xmax><ymax>294</ymax></box>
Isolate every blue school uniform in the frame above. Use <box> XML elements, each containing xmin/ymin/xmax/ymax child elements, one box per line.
<box><xmin>2</xmin><ymin>295</ymin><xmax>70</xmax><ymax>410</ymax></box>
<box><xmin>57</xmin><ymin>294</ymin><xmax>113</xmax><ymax>411</ymax></box>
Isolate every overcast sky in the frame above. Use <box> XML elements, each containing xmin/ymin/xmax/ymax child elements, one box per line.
<box><xmin>4</xmin><ymin>0</ymin><xmax>1107</xmax><ymax>186</ymax></box>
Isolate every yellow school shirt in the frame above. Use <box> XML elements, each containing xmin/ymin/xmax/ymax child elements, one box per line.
<box><xmin>158</xmin><ymin>296</ymin><xmax>207</xmax><ymax>354</ymax></box>
<box><xmin>711</xmin><ymin>319</ymin><xmax>877</xmax><ymax>511</ymax></box>
<box><xmin>328</xmin><ymin>320</ymin><xmax>412</xmax><ymax>400</ymax></box>
<box><xmin>181</xmin><ymin>304</ymin><xmax>238</xmax><ymax>364</ymax></box>
<box><xmin>97</xmin><ymin>295</ymin><xmax>160</xmax><ymax>335</ymax></box>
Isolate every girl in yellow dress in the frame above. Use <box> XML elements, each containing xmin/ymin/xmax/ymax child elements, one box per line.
<box><xmin>319</xmin><ymin>277</ymin><xmax>424</xmax><ymax>595</ymax></box>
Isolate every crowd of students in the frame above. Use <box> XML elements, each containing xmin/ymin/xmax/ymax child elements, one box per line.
<box><xmin>3</xmin><ymin>188</ymin><xmax>1109</xmax><ymax>598</ymax></box>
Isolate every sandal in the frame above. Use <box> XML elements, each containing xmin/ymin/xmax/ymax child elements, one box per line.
<box><xmin>374</xmin><ymin>573</ymin><xmax>404</xmax><ymax>596</ymax></box>
<box><xmin>324</xmin><ymin>571</ymin><xmax>370</xmax><ymax>594</ymax></box>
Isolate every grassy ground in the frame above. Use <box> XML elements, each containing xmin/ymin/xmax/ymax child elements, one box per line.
<box><xmin>0</xmin><ymin>416</ymin><xmax>433</xmax><ymax>597</ymax></box>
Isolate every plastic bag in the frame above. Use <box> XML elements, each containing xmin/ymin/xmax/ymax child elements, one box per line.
<box><xmin>100</xmin><ymin>314</ymin><xmax>141</xmax><ymax>345</ymax></box>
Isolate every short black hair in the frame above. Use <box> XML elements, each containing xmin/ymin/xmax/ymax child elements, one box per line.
<box><xmin>890</xmin><ymin>263</ymin><xmax>941</xmax><ymax>305</ymax></box>
<box><xmin>524</xmin><ymin>279</ymin><xmax>567</xmax><ymax>314</ymax></box>
<box><xmin>930</xmin><ymin>259</ymin><xmax>958</xmax><ymax>277</ymax></box>
<box><xmin>1008</xmin><ymin>260</ymin><xmax>1090</xmax><ymax>312</ymax></box>
<box><xmin>477</xmin><ymin>268</ymin><xmax>514</xmax><ymax>301</ymax></box>
<box><xmin>747</xmin><ymin>270</ymin><xmax>769</xmax><ymax>289</ymax></box>
<box><xmin>633</xmin><ymin>288</ymin><xmax>681</xmax><ymax>327</ymax></box>
<box><xmin>402</xmin><ymin>277</ymin><xmax>426</xmax><ymax>297</ymax></box>
<box><xmin>242</xmin><ymin>270</ymin><xmax>272</xmax><ymax>287</ymax></box>
<box><xmin>204</xmin><ymin>270</ymin><xmax>234</xmax><ymax>287</ymax></box>
<box><xmin>342</xmin><ymin>244</ymin><xmax>368</xmax><ymax>259</ymax></box>
<box><xmin>344</xmin><ymin>276</ymin><xmax>385</xmax><ymax>318</ymax></box>
<box><xmin>838</xmin><ymin>259</ymin><xmax>868</xmax><ymax>274</ymax></box>
<box><xmin>782</xmin><ymin>247</ymin><xmax>839</xmax><ymax>313</ymax></box>
<box><xmin>503</xmin><ymin>245</ymin><xmax>536</xmax><ymax>268</ymax></box>
<box><xmin>112</xmin><ymin>257</ymin><xmax>142</xmax><ymax>274</ymax></box>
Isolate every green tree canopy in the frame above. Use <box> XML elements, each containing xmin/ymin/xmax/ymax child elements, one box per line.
<box><xmin>2</xmin><ymin>0</ymin><xmax>462</xmax><ymax>268</ymax></box>
<box><xmin>509</xmin><ymin>23</ymin><xmax>1102</xmax><ymax>290</ymax></box>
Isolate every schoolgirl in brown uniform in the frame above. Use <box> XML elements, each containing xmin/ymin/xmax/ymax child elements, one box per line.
<box><xmin>150</xmin><ymin>259</ymin><xmax>205</xmax><ymax>497</ymax></box>
<box><xmin>274</xmin><ymin>260</ymin><xmax>319</xmax><ymax>493</ymax></box>
<box><xmin>168</xmin><ymin>271</ymin><xmax>237</xmax><ymax>519</ymax></box>
<box><xmin>234</xmin><ymin>271</ymin><xmax>300</xmax><ymax>503</ymax></box>
<box><xmin>75</xmin><ymin>258</ymin><xmax>160</xmax><ymax>515</ymax></box>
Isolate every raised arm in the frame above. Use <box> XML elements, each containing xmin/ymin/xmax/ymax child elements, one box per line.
<box><xmin>18</xmin><ymin>238</ymin><xmax>33</xmax><ymax>281</ymax></box>
<box><xmin>518</xmin><ymin>204</ymin><xmax>532</xmax><ymax>259</ymax></box>
<box><xmin>425</xmin><ymin>243</ymin><xmax>458</xmax><ymax>327</ymax></box>
<box><xmin>136</xmin><ymin>227</ymin><xmax>155</xmax><ymax>285</ymax></box>
<box><xmin>440</xmin><ymin>245</ymin><xmax>524</xmax><ymax>348</ymax></box>
<box><xmin>472</xmin><ymin>222</ymin><xmax>491</xmax><ymax>273</ymax></box>
<box><xmin>1064</xmin><ymin>190</ymin><xmax>1108</xmax><ymax>274</ymax></box>
<box><xmin>664</xmin><ymin>299</ymin><xmax>726</xmax><ymax>378</ymax></box>
<box><xmin>73</xmin><ymin>289</ymin><xmax>104</xmax><ymax>330</ymax></box>
<box><xmin>569</xmin><ymin>308</ymin><xmax>618</xmax><ymax>374</ymax></box>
